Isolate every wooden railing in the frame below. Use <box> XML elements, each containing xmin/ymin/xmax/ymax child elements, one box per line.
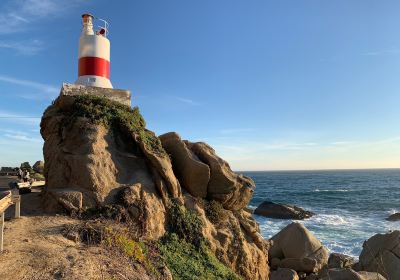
<box><xmin>0</xmin><ymin>190</ymin><xmax>21</xmax><ymax>252</ymax></box>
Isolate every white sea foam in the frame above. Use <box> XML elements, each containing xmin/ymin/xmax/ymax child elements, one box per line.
<box><xmin>314</xmin><ymin>189</ymin><xmax>349</xmax><ymax>192</ymax></box>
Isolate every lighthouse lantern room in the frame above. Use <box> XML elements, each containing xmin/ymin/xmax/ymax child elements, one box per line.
<box><xmin>76</xmin><ymin>14</ymin><xmax>113</xmax><ymax>88</ymax></box>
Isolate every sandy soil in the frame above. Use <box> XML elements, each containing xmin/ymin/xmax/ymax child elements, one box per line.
<box><xmin>0</xmin><ymin>177</ymin><xmax>153</xmax><ymax>280</ymax></box>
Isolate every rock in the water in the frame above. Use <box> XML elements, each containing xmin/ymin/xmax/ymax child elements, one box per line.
<box><xmin>270</xmin><ymin>268</ymin><xmax>299</xmax><ymax>280</ymax></box>
<box><xmin>269</xmin><ymin>222</ymin><xmax>329</xmax><ymax>272</ymax></box>
<box><xmin>328</xmin><ymin>253</ymin><xmax>356</xmax><ymax>269</ymax></box>
<box><xmin>254</xmin><ymin>201</ymin><xmax>314</xmax><ymax>220</ymax></box>
<box><xmin>359</xmin><ymin>230</ymin><xmax>400</xmax><ymax>280</ymax></box>
<box><xmin>32</xmin><ymin>160</ymin><xmax>44</xmax><ymax>174</ymax></box>
<box><xmin>386</xmin><ymin>213</ymin><xmax>400</xmax><ymax>221</ymax></box>
<box><xmin>187</xmin><ymin>141</ymin><xmax>255</xmax><ymax>210</ymax></box>
<box><xmin>159</xmin><ymin>132</ymin><xmax>210</xmax><ymax>198</ymax></box>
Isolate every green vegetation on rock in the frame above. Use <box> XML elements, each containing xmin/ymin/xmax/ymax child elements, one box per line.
<box><xmin>167</xmin><ymin>199</ymin><xmax>205</xmax><ymax>248</ymax></box>
<box><xmin>158</xmin><ymin>233</ymin><xmax>242</xmax><ymax>280</ymax></box>
<box><xmin>67</xmin><ymin>95</ymin><xmax>166</xmax><ymax>155</ymax></box>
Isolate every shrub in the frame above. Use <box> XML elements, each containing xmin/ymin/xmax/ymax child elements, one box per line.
<box><xmin>205</xmin><ymin>200</ymin><xmax>228</xmax><ymax>224</ymax></box>
<box><xmin>158</xmin><ymin>233</ymin><xmax>242</xmax><ymax>280</ymax></box>
<box><xmin>167</xmin><ymin>200</ymin><xmax>205</xmax><ymax>248</ymax></box>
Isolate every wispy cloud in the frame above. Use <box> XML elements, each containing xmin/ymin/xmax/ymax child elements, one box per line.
<box><xmin>361</xmin><ymin>49</ymin><xmax>400</xmax><ymax>56</ymax></box>
<box><xmin>0</xmin><ymin>110</ymin><xmax>41</xmax><ymax>126</ymax></box>
<box><xmin>0</xmin><ymin>75</ymin><xmax>58</xmax><ymax>95</ymax></box>
<box><xmin>220</xmin><ymin>128</ymin><xmax>254</xmax><ymax>134</ymax></box>
<box><xmin>0</xmin><ymin>39</ymin><xmax>44</xmax><ymax>55</ymax></box>
<box><xmin>3</xmin><ymin>133</ymin><xmax>41</xmax><ymax>143</ymax></box>
<box><xmin>174</xmin><ymin>97</ymin><xmax>201</xmax><ymax>106</ymax></box>
<box><xmin>0</xmin><ymin>0</ymin><xmax>83</xmax><ymax>34</ymax></box>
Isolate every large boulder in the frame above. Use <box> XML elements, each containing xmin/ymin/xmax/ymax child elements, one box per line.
<box><xmin>270</xmin><ymin>268</ymin><xmax>299</xmax><ymax>280</ymax></box>
<box><xmin>254</xmin><ymin>201</ymin><xmax>314</xmax><ymax>220</ymax></box>
<box><xmin>32</xmin><ymin>160</ymin><xmax>45</xmax><ymax>174</ymax></box>
<box><xmin>159</xmin><ymin>132</ymin><xmax>210</xmax><ymax>198</ymax></box>
<box><xmin>269</xmin><ymin>222</ymin><xmax>329</xmax><ymax>272</ymax></box>
<box><xmin>359</xmin><ymin>231</ymin><xmax>400</xmax><ymax>280</ymax></box>
<box><xmin>321</xmin><ymin>268</ymin><xmax>386</xmax><ymax>280</ymax></box>
<box><xmin>328</xmin><ymin>253</ymin><xmax>356</xmax><ymax>269</ymax></box>
<box><xmin>187</xmin><ymin>141</ymin><xmax>255</xmax><ymax>210</ymax></box>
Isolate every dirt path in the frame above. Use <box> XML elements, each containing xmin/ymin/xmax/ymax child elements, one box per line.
<box><xmin>0</xmin><ymin>176</ymin><xmax>155</xmax><ymax>280</ymax></box>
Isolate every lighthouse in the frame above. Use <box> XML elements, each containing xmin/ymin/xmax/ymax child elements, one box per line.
<box><xmin>76</xmin><ymin>14</ymin><xmax>113</xmax><ymax>88</ymax></box>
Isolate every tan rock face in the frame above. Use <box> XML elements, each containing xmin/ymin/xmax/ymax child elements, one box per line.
<box><xmin>359</xmin><ymin>231</ymin><xmax>400</xmax><ymax>280</ymax></box>
<box><xmin>159</xmin><ymin>132</ymin><xmax>210</xmax><ymax>198</ymax></box>
<box><xmin>184</xmin><ymin>196</ymin><xmax>270</xmax><ymax>280</ymax></box>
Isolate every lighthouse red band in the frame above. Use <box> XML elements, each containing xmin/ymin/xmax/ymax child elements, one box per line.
<box><xmin>78</xmin><ymin>57</ymin><xmax>110</xmax><ymax>79</ymax></box>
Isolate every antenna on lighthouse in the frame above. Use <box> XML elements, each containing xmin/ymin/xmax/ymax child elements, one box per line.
<box><xmin>75</xmin><ymin>13</ymin><xmax>113</xmax><ymax>89</ymax></box>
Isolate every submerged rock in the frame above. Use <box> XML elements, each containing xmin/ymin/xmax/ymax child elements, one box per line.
<box><xmin>254</xmin><ymin>201</ymin><xmax>314</xmax><ymax>220</ymax></box>
<box><xmin>386</xmin><ymin>213</ymin><xmax>400</xmax><ymax>221</ymax></box>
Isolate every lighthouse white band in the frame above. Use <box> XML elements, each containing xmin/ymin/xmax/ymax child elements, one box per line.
<box><xmin>79</xmin><ymin>34</ymin><xmax>110</xmax><ymax>60</ymax></box>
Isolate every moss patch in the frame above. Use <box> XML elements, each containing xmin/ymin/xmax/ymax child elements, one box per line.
<box><xmin>64</xmin><ymin>95</ymin><xmax>166</xmax><ymax>155</ymax></box>
<box><xmin>158</xmin><ymin>233</ymin><xmax>242</xmax><ymax>280</ymax></box>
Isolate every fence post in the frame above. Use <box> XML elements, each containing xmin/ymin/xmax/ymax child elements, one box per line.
<box><xmin>13</xmin><ymin>195</ymin><xmax>21</xmax><ymax>218</ymax></box>
<box><xmin>0</xmin><ymin>212</ymin><xmax>4</xmax><ymax>252</ymax></box>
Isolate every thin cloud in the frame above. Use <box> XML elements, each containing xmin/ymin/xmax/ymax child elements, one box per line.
<box><xmin>0</xmin><ymin>39</ymin><xmax>44</xmax><ymax>55</ymax></box>
<box><xmin>175</xmin><ymin>97</ymin><xmax>201</xmax><ymax>106</ymax></box>
<box><xmin>220</xmin><ymin>128</ymin><xmax>254</xmax><ymax>134</ymax></box>
<box><xmin>0</xmin><ymin>110</ymin><xmax>41</xmax><ymax>126</ymax></box>
<box><xmin>0</xmin><ymin>0</ymin><xmax>84</xmax><ymax>34</ymax></box>
<box><xmin>361</xmin><ymin>49</ymin><xmax>400</xmax><ymax>56</ymax></box>
<box><xmin>0</xmin><ymin>75</ymin><xmax>58</xmax><ymax>95</ymax></box>
<box><xmin>3</xmin><ymin>133</ymin><xmax>42</xmax><ymax>143</ymax></box>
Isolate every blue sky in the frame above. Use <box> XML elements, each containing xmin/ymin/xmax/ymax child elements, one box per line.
<box><xmin>0</xmin><ymin>0</ymin><xmax>399</xmax><ymax>170</ymax></box>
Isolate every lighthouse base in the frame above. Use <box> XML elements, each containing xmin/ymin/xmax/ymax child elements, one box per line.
<box><xmin>76</xmin><ymin>75</ymin><xmax>113</xmax><ymax>89</ymax></box>
<box><xmin>61</xmin><ymin>83</ymin><xmax>131</xmax><ymax>106</ymax></box>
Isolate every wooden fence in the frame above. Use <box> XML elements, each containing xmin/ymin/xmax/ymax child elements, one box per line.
<box><xmin>0</xmin><ymin>190</ymin><xmax>21</xmax><ymax>252</ymax></box>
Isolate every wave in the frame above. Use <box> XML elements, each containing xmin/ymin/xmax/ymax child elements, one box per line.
<box><xmin>313</xmin><ymin>189</ymin><xmax>349</xmax><ymax>192</ymax></box>
<box><xmin>308</xmin><ymin>214</ymin><xmax>349</xmax><ymax>226</ymax></box>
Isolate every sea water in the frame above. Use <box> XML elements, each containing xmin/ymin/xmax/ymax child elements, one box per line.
<box><xmin>244</xmin><ymin>169</ymin><xmax>400</xmax><ymax>258</ymax></box>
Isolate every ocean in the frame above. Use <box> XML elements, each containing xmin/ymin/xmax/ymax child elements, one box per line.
<box><xmin>244</xmin><ymin>169</ymin><xmax>400</xmax><ymax>258</ymax></box>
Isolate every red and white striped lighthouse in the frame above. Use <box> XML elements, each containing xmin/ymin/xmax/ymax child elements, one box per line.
<box><xmin>76</xmin><ymin>14</ymin><xmax>113</xmax><ymax>88</ymax></box>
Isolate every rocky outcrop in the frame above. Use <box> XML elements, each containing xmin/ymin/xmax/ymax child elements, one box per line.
<box><xmin>187</xmin><ymin>141</ymin><xmax>255</xmax><ymax>210</ymax></box>
<box><xmin>32</xmin><ymin>160</ymin><xmax>44</xmax><ymax>174</ymax></box>
<box><xmin>386</xmin><ymin>213</ymin><xmax>400</xmax><ymax>221</ymax></box>
<box><xmin>40</xmin><ymin>92</ymin><xmax>268</xmax><ymax>280</ymax></box>
<box><xmin>254</xmin><ymin>201</ymin><xmax>314</xmax><ymax>220</ymax></box>
<box><xmin>159</xmin><ymin>132</ymin><xmax>210</xmax><ymax>198</ymax></box>
<box><xmin>359</xmin><ymin>231</ymin><xmax>400</xmax><ymax>280</ymax></box>
<box><xmin>269</xmin><ymin>223</ymin><xmax>329</xmax><ymax>276</ymax></box>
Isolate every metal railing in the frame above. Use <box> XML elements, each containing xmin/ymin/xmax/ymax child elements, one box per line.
<box><xmin>0</xmin><ymin>190</ymin><xmax>21</xmax><ymax>252</ymax></box>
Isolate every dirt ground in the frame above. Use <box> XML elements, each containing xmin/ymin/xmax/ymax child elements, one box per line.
<box><xmin>0</xmin><ymin>177</ymin><xmax>153</xmax><ymax>280</ymax></box>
